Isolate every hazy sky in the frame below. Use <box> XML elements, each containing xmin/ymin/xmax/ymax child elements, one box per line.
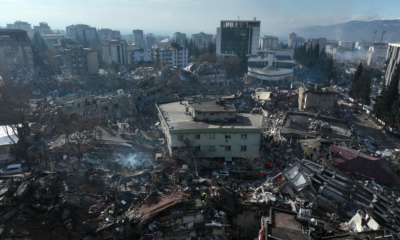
<box><xmin>1</xmin><ymin>0</ymin><xmax>399</xmax><ymax>38</ymax></box>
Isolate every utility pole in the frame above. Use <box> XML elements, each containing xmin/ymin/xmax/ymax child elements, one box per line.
<box><xmin>381</xmin><ymin>31</ymin><xmax>386</xmax><ymax>43</ymax></box>
<box><xmin>372</xmin><ymin>30</ymin><xmax>377</xmax><ymax>42</ymax></box>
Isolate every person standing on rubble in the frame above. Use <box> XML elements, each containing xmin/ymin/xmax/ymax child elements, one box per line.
<box><xmin>201</xmin><ymin>191</ymin><xmax>207</xmax><ymax>204</ymax></box>
<box><xmin>303</xmin><ymin>150</ymin><xmax>308</xmax><ymax>159</ymax></box>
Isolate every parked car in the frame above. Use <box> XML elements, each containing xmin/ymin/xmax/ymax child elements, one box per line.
<box><xmin>212</xmin><ymin>170</ymin><xmax>229</xmax><ymax>177</ymax></box>
<box><xmin>0</xmin><ymin>164</ymin><xmax>23</xmax><ymax>175</ymax></box>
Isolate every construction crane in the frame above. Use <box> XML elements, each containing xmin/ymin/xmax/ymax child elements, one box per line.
<box><xmin>381</xmin><ymin>31</ymin><xmax>386</xmax><ymax>43</ymax></box>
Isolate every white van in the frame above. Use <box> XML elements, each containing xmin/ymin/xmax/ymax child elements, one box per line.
<box><xmin>0</xmin><ymin>164</ymin><xmax>23</xmax><ymax>175</ymax></box>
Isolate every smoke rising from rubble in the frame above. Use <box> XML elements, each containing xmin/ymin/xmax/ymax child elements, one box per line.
<box><xmin>116</xmin><ymin>153</ymin><xmax>153</xmax><ymax>168</ymax></box>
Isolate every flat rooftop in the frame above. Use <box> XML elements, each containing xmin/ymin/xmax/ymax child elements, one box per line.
<box><xmin>281</xmin><ymin>112</ymin><xmax>351</xmax><ymax>140</ymax></box>
<box><xmin>189</xmin><ymin>100</ymin><xmax>235</xmax><ymax>113</ymax></box>
<box><xmin>157</xmin><ymin>100</ymin><xmax>262</xmax><ymax>133</ymax></box>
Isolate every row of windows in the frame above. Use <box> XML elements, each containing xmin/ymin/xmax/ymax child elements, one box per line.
<box><xmin>193</xmin><ymin>145</ymin><xmax>247</xmax><ymax>152</ymax></box>
<box><xmin>179</xmin><ymin>133</ymin><xmax>247</xmax><ymax>140</ymax></box>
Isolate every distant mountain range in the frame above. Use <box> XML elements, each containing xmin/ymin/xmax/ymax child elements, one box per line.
<box><xmin>296</xmin><ymin>20</ymin><xmax>400</xmax><ymax>42</ymax></box>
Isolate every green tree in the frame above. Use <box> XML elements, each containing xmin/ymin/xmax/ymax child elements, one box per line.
<box><xmin>202</xmin><ymin>43</ymin><xmax>207</xmax><ymax>55</ymax></box>
<box><xmin>82</xmin><ymin>31</ymin><xmax>89</xmax><ymax>48</ymax></box>
<box><xmin>207</xmin><ymin>41</ymin><xmax>214</xmax><ymax>54</ymax></box>
<box><xmin>237</xmin><ymin>50</ymin><xmax>248</xmax><ymax>76</ymax></box>
<box><xmin>358</xmin><ymin>74</ymin><xmax>372</xmax><ymax>105</ymax></box>
<box><xmin>194</xmin><ymin>45</ymin><xmax>200</xmax><ymax>58</ymax></box>
<box><xmin>323</xmin><ymin>55</ymin><xmax>334</xmax><ymax>82</ymax></box>
<box><xmin>375</xmin><ymin>64</ymin><xmax>400</xmax><ymax>121</ymax></box>
<box><xmin>349</xmin><ymin>63</ymin><xmax>363</xmax><ymax>99</ymax></box>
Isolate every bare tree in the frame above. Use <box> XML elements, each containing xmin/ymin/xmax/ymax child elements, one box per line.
<box><xmin>177</xmin><ymin>137</ymin><xmax>207</xmax><ymax>177</ymax></box>
<box><xmin>52</xmin><ymin>113</ymin><xmax>103</xmax><ymax>161</ymax></box>
<box><xmin>0</xmin><ymin>81</ymin><xmax>31</xmax><ymax>169</ymax></box>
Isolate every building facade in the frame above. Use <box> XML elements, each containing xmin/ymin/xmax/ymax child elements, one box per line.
<box><xmin>384</xmin><ymin>43</ymin><xmax>400</xmax><ymax>88</ymax></box>
<box><xmin>127</xmin><ymin>46</ymin><xmax>151</xmax><ymax>64</ymax></box>
<box><xmin>132</xmin><ymin>30</ymin><xmax>145</xmax><ymax>48</ymax></box>
<box><xmin>367</xmin><ymin>43</ymin><xmax>388</xmax><ymax>66</ymax></box>
<box><xmin>157</xmin><ymin>99</ymin><xmax>262</xmax><ymax>160</ymax></box>
<box><xmin>0</xmin><ymin>29</ymin><xmax>34</xmax><ymax>71</ymax></box>
<box><xmin>56</xmin><ymin>93</ymin><xmax>135</xmax><ymax>120</ymax></box>
<box><xmin>247</xmin><ymin>49</ymin><xmax>294</xmax><ymax>86</ymax></box>
<box><xmin>33</xmin><ymin>22</ymin><xmax>53</xmax><ymax>35</ymax></box>
<box><xmin>288</xmin><ymin>32</ymin><xmax>305</xmax><ymax>49</ymax></box>
<box><xmin>216</xmin><ymin>20</ymin><xmax>260</xmax><ymax>57</ymax></box>
<box><xmin>259</xmin><ymin>36</ymin><xmax>278</xmax><ymax>50</ymax></box>
<box><xmin>98</xmin><ymin>28</ymin><xmax>121</xmax><ymax>39</ymax></box>
<box><xmin>305</xmin><ymin>38</ymin><xmax>327</xmax><ymax>53</ymax></box>
<box><xmin>66</xmin><ymin>24</ymin><xmax>98</xmax><ymax>44</ymax></box>
<box><xmin>191</xmin><ymin>32</ymin><xmax>213</xmax><ymax>45</ymax></box>
<box><xmin>152</xmin><ymin>43</ymin><xmax>188</xmax><ymax>68</ymax></box>
<box><xmin>6</xmin><ymin>21</ymin><xmax>33</xmax><ymax>37</ymax></box>
<box><xmin>101</xmin><ymin>39</ymin><xmax>128</xmax><ymax>64</ymax></box>
<box><xmin>338</xmin><ymin>41</ymin><xmax>356</xmax><ymax>51</ymax></box>
<box><xmin>173</xmin><ymin>32</ymin><xmax>187</xmax><ymax>46</ymax></box>
<box><xmin>65</xmin><ymin>47</ymin><xmax>99</xmax><ymax>75</ymax></box>
<box><xmin>144</xmin><ymin>33</ymin><xmax>156</xmax><ymax>49</ymax></box>
<box><xmin>298</xmin><ymin>84</ymin><xmax>338</xmax><ymax>110</ymax></box>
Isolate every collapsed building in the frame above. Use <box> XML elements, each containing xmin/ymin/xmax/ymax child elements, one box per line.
<box><xmin>51</xmin><ymin>92</ymin><xmax>137</xmax><ymax>121</ymax></box>
<box><xmin>183</xmin><ymin>62</ymin><xmax>232</xmax><ymax>86</ymax></box>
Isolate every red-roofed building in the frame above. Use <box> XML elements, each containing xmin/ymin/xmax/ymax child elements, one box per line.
<box><xmin>330</xmin><ymin>145</ymin><xmax>393</xmax><ymax>184</ymax></box>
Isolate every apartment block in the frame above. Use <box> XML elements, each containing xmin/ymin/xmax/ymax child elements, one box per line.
<box><xmin>127</xmin><ymin>45</ymin><xmax>151</xmax><ymax>64</ymax></box>
<box><xmin>132</xmin><ymin>30</ymin><xmax>145</xmax><ymax>49</ymax></box>
<box><xmin>66</xmin><ymin>24</ymin><xmax>98</xmax><ymax>44</ymax></box>
<box><xmin>6</xmin><ymin>21</ymin><xmax>33</xmax><ymax>37</ymax></box>
<box><xmin>259</xmin><ymin>36</ymin><xmax>278</xmax><ymax>50</ymax></box>
<box><xmin>384</xmin><ymin>43</ymin><xmax>400</xmax><ymax>88</ymax></box>
<box><xmin>152</xmin><ymin>43</ymin><xmax>188</xmax><ymax>68</ymax></box>
<box><xmin>157</xmin><ymin>99</ymin><xmax>262</xmax><ymax>160</ymax></box>
<box><xmin>56</xmin><ymin>93</ymin><xmax>135</xmax><ymax>120</ymax></box>
<box><xmin>0</xmin><ymin>29</ymin><xmax>34</xmax><ymax>70</ymax></box>
<box><xmin>191</xmin><ymin>32</ymin><xmax>213</xmax><ymax>45</ymax></box>
<box><xmin>216</xmin><ymin>20</ymin><xmax>260</xmax><ymax>57</ymax></box>
<box><xmin>101</xmin><ymin>39</ymin><xmax>128</xmax><ymax>64</ymax></box>
<box><xmin>173</xmin><ymin>32</ymin><xmax>186</xmax><ymax>46</ymax></box>
<box><xmin>98</xmin><ymin>28</ymin><xmax>121</xmax><ymax>39</ymax></box>
<box><xmin>64</xmin><ymin>47</ymin><xmax>99</xmax><ymax>75</ymax></box>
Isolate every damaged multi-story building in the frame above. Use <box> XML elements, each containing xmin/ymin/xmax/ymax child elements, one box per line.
<box><xmin>54</xmin><ymin>93</ymin><xmax>136</xmax><ymax>120</ymax></box>
<box><xmin>183</xmin><ymin>62</ymin><xmax>232</xmax><ymax>86</ymax></box>
<box><xmin>157</xmin><ymin>99</ymin><xmax>263</xmax><ymax>160</ymax></box>
<box><xmin>298</xmin><ymin>83</ymin><xmax>338</xmax><ymax>111</ymax></box>
<box><xmin>0</xmin><ymin>29</ymin><xmax>34</xmax><ymax>71</ymax></box>
<box><xmin>152</xmin><ymin>42</ymin><xmax>189</xmax><ymax>68</ymax></box>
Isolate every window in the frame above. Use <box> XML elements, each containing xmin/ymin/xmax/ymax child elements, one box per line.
<box><xmin>195</xmin><ymin>134</ymin><xmax>200</xmax><ymax>139</ymax></box>
<box><xmin>241</xmin><ymin>146</ymin><xmax>247</xmax><ymax>152</ymax></box>
<box><xmin>178</xmin><ymin>135</ymin><xmax>184</xmax><ymax>140</ymax></box>
<box><xmin>172</xmin><ymin>147</ymin><xmax>178</xmax><ymax>151</ymax></box>
<box><xmin>209</xmin><ymin>145</ymin><xmax>216</xmax><ymax>151</ymax></box>
<box><xmin>194</xmin><ymin>146</ymin><xmax>201</xmax><ymax>151</ymax></box>
<box><xmin>225</xmin><ymin>134</ymin><xmax>231</xmax><ymax>139</ymax></box>
<box><xmin>209</xmin><ymin>133</ymin><xmax>215</xmax><ymax>139</ymax></box>
<box><xmin>241</xmin><ymin>134</ymin><xmax>247</xmax><ymax>139</ymax></box>
<box><xmin>225</xmin><ymin>145</ymin><xmax>231</xmax><ymax>151</ymax></box>
<box><xmin>114</xmin><ymin>103</ymin><xmax>119</xmax><ymax>109</ymax></box>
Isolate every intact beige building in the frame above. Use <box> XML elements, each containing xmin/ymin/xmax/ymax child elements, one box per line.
<box><xmin>157</xmin><ymin>99</ymin><xmax>263</xmax><ymax>160</ymax></box>
<box><xmin>298</xmin><ymin>84</ymin><xmax>338</xmax><ymax>111</ymax></box>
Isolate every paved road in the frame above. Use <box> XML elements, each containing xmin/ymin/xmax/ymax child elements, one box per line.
<box><xmin>352</xmin><ymin>113</ymin><xmax>400</xmax><ymax>150</ymax></box>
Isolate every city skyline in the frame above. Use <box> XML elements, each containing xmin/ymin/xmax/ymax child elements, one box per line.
<box><xmin>1</xmin><ymin>0</ymin><xmax>400</xmax><ymax>38</ymax></box>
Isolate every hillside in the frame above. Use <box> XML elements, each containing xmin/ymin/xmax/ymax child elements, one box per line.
<box><xmin>296</xmin><ymin>20</ymin><xmax>400</xmax><ymax>42</ymax></box>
